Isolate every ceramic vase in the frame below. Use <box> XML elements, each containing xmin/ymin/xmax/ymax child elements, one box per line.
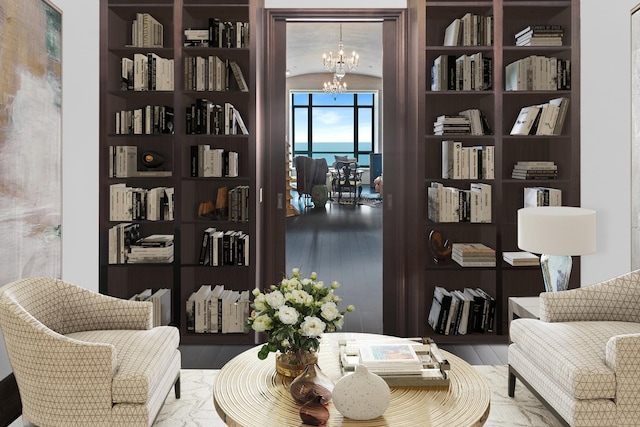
<box><xmin>299</xmin><ymin>394</ymin><xmax>330</xmax><ymax>426</ymax></box>
<box><xmin>275</xmin><ymin>350</ymin><xmax>318</xmax><ymax>378</ymax></box>
<box><xmin>332</xmin><ymin>364</ymin><xmax>391</xmax><ymax>420</ymax></box>
<box><xmin>290</xmin><ymin>363</ymin><xmax>334</xmax><ymax>404</ymax></box>
<box><xmin>311</xmin><ymin>185</ymin><xmax>329</xmax><ymax>207</ymax></box>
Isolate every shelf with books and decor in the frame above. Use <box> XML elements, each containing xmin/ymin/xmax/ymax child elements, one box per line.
<box><xmin>99</xmin><ymin>0</ymin><xmax>256</xmax><ymax>346</ymax></box>
<box><xmin>422</xmin><ymin>0</ymin><xmax>579</xmax><ymax>342</ymax></box>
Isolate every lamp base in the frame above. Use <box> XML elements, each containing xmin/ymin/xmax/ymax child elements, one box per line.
<box><xmin>540</xmin><ymin>254</ymin><xmax>572</xmax><ymax>292</ymax></box>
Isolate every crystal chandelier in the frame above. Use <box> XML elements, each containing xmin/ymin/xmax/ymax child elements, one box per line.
<box><xmin>322</xmin><ymin>24</ymin><xmax>360</xmax><ymax>80</ymax></box>
<box><xmin>323</xmin><ymin>74</ymin><xmax>347</xmax><ymax>97</ymax></box>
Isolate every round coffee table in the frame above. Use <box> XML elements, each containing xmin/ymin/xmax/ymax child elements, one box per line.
<box><xmin>213</xmin><ymin>333</ymin><xmax>490</xmax><ymax>426</ymax></box>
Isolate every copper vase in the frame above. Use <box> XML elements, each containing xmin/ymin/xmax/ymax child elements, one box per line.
<box><xmin>289</xmin><ymin>363</ymin><xmax>334</xmax><ymax>404</ymax></box>
<box><xmin>299</xmin><ymin>394</ymin><xmax>330</xmax><ymax>426</ymax></box>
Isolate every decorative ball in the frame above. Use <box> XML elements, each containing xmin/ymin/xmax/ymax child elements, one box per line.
<box><xmin>141</xmin><ymin>151</ymin><xmax>165</xmax><ymax>169</ymax></box>
<box><xmin>332</xmin><ymin>365</ymin><xmax>390</xmax><ymax>420</ymax></box>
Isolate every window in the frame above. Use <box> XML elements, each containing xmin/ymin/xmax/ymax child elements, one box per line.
<box><xmin>291</xmin><ymin>92</ymin><xmax>376</xmax><ymax>167</ymax></box>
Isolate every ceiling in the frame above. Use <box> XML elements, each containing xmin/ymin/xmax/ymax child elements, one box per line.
<box><xmin>285</xmin><ymin>21</ymin><xmax>383</xmax><ymax>79</ymax></box>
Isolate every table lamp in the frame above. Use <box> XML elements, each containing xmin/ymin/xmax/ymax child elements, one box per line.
<box><xmin>517</xmin><ymin>206</ymin><xmax>596</xmax><ymax>292</ymax></box>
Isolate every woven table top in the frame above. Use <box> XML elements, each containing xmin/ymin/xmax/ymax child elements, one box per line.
<box><xmin>213</xmin><ymin>332</ymin><xmax>490</xmax><ymax>426</ymax></box>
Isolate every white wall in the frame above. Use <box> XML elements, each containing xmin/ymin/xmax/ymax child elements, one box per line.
<box><xmin>0</xmin><ymin>0</ymin><xmax>634</xmax><ymax>378</ymax></box>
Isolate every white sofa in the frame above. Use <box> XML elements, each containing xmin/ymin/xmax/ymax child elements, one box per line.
<box><xmin>509</xmin><ymin>270</ymin><xmax>640</xmax><ymax>426</ymax></box>
<box><xmin>0</xmin><ymin>277</ymin><xmax>181</xmax><ymax>427</ymax></box>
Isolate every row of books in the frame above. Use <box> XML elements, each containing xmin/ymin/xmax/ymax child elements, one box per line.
<box><xmin>524</xmin><ymin>186</ymin><xmax>562</xmax><ymax>207</ymax></box>
<box><xmin>431</xmin><ymin>53</ymin><xmax>492</xmax><ymax>92</ymax></box>
<box><xmin>452</xmin><ymin>242</ymin><xmax>495</xmax><ymax>267</ymax></box>
<box><xmin>427</xmin><ymin>182</ymin><xmax>491</xmax><ymax>223</ymax></box>
<box><xmin>190</xmin><ymin>145</ymin><xmax>239</xmax><ymax>178</ymax></box>
<box><xmin>183</xmin><ymin>19</ymin><xmax>249</xmax><ymax>49</ymax></box>
<box><xmin>428</xmin><ymin>286</ymin><xmax>496</xmax><ymax>335</ymax></box>
<box><xmin>184</xmin><ymin>56</ymin><xmax>248</xmax><ymax>92</ymax></box>
<box><xmin>199</xmin><ymin>185</ymin><xmax>250</xmax><ymax>223</ymax></box>
<box><xmin>434</xmin><ymin>109</ymin><xmax>492</xmax><ymax>136</ymax></box>
<box><xmin>114</xmin><ymin>105</ymin><xmax>174</xmax><ymax>135</ymax></box>
<box><xmin>510</xmin><ymin>97</ymin><xmax>569</xmax><ymax>136</ymax></box>
<box><xmin>121</xmin><ymin>54</ymin><xmax>174</xmax><ymax>92</ymax></box>
<box><xmin>109</xmin><ymin>146</ymin><xmax>172</xmax><ymax>178</ymax></box>
<box><xmin>127</xmin><ymin>234</ymin><xmax>174</xmax><ymax>264</ymax></box>
<box><xmin>442</xmin><ymin>141</ymin><xmax>495</xmax><ymax>180</ymax></box>
<box><xmin>512</xmin><ymin>161</ymin><xmax>558</xmax><ymax>180</ymax></box>
<box><xmin>130</xmin><ymin>288</ymin><xmax>172</xmax><ymax>327</ymax></box>
<box><xmin>515</xmin><ymin>25</ymin><xmax>564</xmax><ymax>47</ymax></box>
<box><xmin>198</xmin><ymin>227</ymin><xmax>250</xmax><ymax>267</ymax></box>
<box><xmin>186</xmin><ymin>285</ymin><xmax>250</xmax><ymax>334</ymax></box>
<box><xmin>186</xmin><ymin>100</ymin><xmax>248</xmax><ymax>135</ymax></box>
<box><xmin>443</xmin><ymin>13</ymin><xmax>494</xmax><ymax>46</ymax></box>
<box><xmin>505</xmin><ymin>55</ymin><xmax>571</xmax><ymax>91</ymax></box>
<box><xmin>128</xmin><ymin>13</ymin><xmax>164</xmax><ymax>48</ymax></box>
<box><xmin>109</xmin><ymin>183</ymin><xmax>174</xmax><ymax>221</ymax></box>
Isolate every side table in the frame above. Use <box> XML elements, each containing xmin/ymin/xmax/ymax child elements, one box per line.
<box><xmin>508</xmin><ymin>296</ymin><xmax>540</xmax><ymax>327</ymax></box>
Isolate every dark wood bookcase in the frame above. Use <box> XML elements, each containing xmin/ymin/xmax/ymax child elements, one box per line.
<box><xmin>422</xmin><ymin>0</ymin><xmax>580</xmax><ymax>342</ymax></box>
<box><xmin>99</xmin><ymin>0</ymin><xmax>257</xmax><ymax>345</ymax></box>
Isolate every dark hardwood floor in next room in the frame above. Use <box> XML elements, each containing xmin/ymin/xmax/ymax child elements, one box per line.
<box><xmin>179</xmin><ymin>186</ymin><xmax>507</xmax><ymax>369</ymax></box>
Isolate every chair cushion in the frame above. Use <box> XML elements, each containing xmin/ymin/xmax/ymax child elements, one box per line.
<box><xmin>510</xmin><ymin>319</ymin><xmax>640</xmax><ymax>399</ymax></box>
<box><xmin>67</xmin><ymin>326</ymin><xmax>179</xmax><ymax>404</ymax></box>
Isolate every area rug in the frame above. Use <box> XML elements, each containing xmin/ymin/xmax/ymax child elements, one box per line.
<box><xmin>329</xmin><ymin>194</ymin><xmax>383</xmax><ymax>208</ymax></box>
<box><xmin>12</xmin><ymin>366</ymin><xmax>562</xmax><ymax>427</ymax></box>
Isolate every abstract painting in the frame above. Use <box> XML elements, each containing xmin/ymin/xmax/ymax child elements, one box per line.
<box><xmin>0</xmin><ymin>0</ymin><xmax>62</xmax><ymax>285</ymax></box>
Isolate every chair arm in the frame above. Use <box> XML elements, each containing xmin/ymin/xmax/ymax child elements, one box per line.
<box><xmin>63</xmin><ymin>288</ymin><xmax>153</xmax><ymax>333</ymax></box>
<box><xmin>539</xmin><ymin>270</ymin><xmax>640</xmax><ymax>323</ymax></box>
<box><xmin>605</xmin><ymin>334</ymin><xmax>640</xmax><ymax>422</ymax></box>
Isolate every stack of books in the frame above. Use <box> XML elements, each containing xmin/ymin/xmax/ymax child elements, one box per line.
<box><xmin>524</xmin><ymin>186</ymin><xmax>562</xmax><ymax>207</ymax></box>
<box><xmin>433</xmin><ymin>115</ymin><xmax>471</xmax><ymax>135</ymax></box>
<box><xmin>127</xmin><ymin>234</ymin><xmax>174</xmax><ymax>264</ymax></box>
<box><xmin>503</xmin><ymin>251</ymin><xmax>540</xmax><ymax>266</ymax></box>
<box><xmin>451</xmin><ymin>243</ymin><xmax>495</xmax><ymax>267</ymax></box>
<box><xmin>515</xmin><ymin>25</ymin><xmax>563</xmax><ymax>46</ymax></box>
<box><xmin>511</xmin><ymin>161</ymin><xmax>558</xmax><ymax>180</ymax></box>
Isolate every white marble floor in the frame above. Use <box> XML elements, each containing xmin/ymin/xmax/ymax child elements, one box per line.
<box><xmin>10</xmin><ymin>366</ymin><xmax>562</xmax><ymax>427</ymax></box>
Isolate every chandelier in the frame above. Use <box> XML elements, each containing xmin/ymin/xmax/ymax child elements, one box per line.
<box><xmin>322</xmin><ymin>23</ymin><xmax>360</xmax><ymax>80</ymax></box>
<box><xmin>323</xmin><ymin>74</ymin><xmax>347</xmax><ymax>97</ymax></box>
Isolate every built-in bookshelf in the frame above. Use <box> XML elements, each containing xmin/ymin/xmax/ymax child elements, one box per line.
<box><xmin>99</xmin><ymin>0</ymin><xmax>256</xmax><ymax>345</ymax></box>
<box><xmin>423</xmin><ymin>0</ymin><xmax>580</xmax><ymax>342</ymax></box>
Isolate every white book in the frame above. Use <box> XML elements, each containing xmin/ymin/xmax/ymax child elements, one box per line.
<box><xmin>194</xmin><ymin>285</ymin><xmax>212</xmax><ymax>333</ymax></box>
<box><xmin>510</xmin><ymin>105</ymin><xmax>541</xmax><ymax>135</ymax></box>
<box><xmin>470</xmin><ymin>183</ymin><xmax>491</xmax><ymax>223</ymax></box>
<box><xmin>442</xmin><ymin>140</ymin><xmax>462</xmax><ymax>179</ymax></box>
<box><xmin>444</xmin><ymin>18</ymin><xmax>461</xmax><ymax>46</ymax></box>
<box><xmin>208</xmin><ymin>285</ymin><xmax>225</xmax><ymax>333</ymax></box>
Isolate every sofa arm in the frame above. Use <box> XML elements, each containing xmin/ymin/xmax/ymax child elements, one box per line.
<box><xmin>63</xmin><ymin>288</ymin><xmax>153</xmax><ymax>333</ymax></box>
<box><xmin>539</xmin><ymin>270</ymin><xmax>640</xmax><ymax>323</ymax></box>
<box><xmin>605</xmin><ymin>334</ymin><xmax>640</xmax><ymax>423</ymax></box>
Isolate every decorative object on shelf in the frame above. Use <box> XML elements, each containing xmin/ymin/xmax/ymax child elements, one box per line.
<box><xmin>429</xmin><ymin>229</ymin><xmax>452</xmax><ymax>264</ymax></box>
<box><xmin>518</xmin><ymin>206</ymin><xmax>596</xmax><ymax>292</ymax></box>
<box><xmin>290</xmin><ymin>363</ymin><xmax>334</xmax><ymax>404</ymax></box>
<box><xmin>141</xmin><ymin>151</ymin><xmax>165</xmax><ymax>169</ymax></box>
<box><xmin>299</xmin><ymin>393</ymin><xmax>330</xmax><ymax>426</ymax></box>
<box><xmin>214</xmin><ymin>187</ymin><xmax>228</xmax><ymax>220</ymax></box>
<box><xmin>323</xmin><ymin>74</ymin><xmax>347</xmax><ymax>99</ymax></box>
<box><xmin>321</xmin><ymin>23</ymin><xmax>359</xmax><ymax>80</ymax></box>
<box><xmin>311</xmin><ymin>185</ymin><xmax>329</xmax><ymax>208</ymax></box>
<box><xmin>197</xmin><ymin>200</ymin><xmax>215</xmax><ymax>219</ymax></box>
<box><xmin>332</xmin><ymin>364</ymin><xmax>391</xmax><ymax>420</ymax></box>
<box><xmin>247</xmin><ymin>268</ymin><xmax>355</xmax><ymax>377</ymax></box>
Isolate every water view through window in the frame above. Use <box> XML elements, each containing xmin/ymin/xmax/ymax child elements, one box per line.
<box><xmin>291</xmin><ymin>92</ymin><xmax>376</xmax><ymax>166</ymax></box>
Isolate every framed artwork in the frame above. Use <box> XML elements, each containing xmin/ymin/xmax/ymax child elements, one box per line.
<box><xmin>0</xmin><ymin>0</ymin><xmax>62</xmax><ymax>285</ymax></box>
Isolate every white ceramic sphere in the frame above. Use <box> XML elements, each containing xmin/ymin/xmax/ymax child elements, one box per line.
<box><xmin>332</xmin><ymin>365</ymin><xmax>391</xmax><ymax>420</ymax></box>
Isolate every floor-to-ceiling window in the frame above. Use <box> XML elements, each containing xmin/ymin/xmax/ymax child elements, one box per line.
<box><xmin>291</xmin><ymin>91</ymin><xmax>376</xmax><ymax>167</ymax></box>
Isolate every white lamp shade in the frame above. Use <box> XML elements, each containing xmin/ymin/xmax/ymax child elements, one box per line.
<box><xmin>517</xmin><ymin>207</ymin><xmax>596</xmax><ymax>256</ymax></box>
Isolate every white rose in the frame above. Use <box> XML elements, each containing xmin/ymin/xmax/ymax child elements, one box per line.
<box><xmin>301</xmin><ymin>278</ymin><xmax>312</xmax><ymax>286</ymax></box>
<box><xmin>313</xmin><ymin>281</ymin><xmax>324</xmax><ymax>290</ymax></box>
<box><xmin>333</xmin><ymin>315</ymin><xmax>344</xmax><ymax>329</ymax></box>
<box><xmin>251</xmin><ymin>315</ymin><xmax>273</xmax><ymax>332</ymax></box>
<box><xmin>292</xmin><ymin>268</ymin><xmax>300</xmax><ymax>277</ymax></box>
<box><xmin>253</xmin><ymin>294</ymin><xmax>267</xmax><ymax>311</ymax></box>
<box><xmin>320</xmin><ymin>301</ymin><xmax>339</xmax><ymax>321</ymax></box>
<box><xmin>300</xmin><ymin>316</ymin><xmax>326</xmax><ymax>337</ymax></box>
<box><xmin>289</xmin><ymin>289</ymin><xmax>311</xmax><ymax>305</ymax></box>
<box><xmin>278</xmin><ymin>305</ymin><xmax>299</xmax><ymax>325</ymax></box>
<box><xmin>265</xmin><ymin>290</ymin><xmax>285</xmax><ymax>309</ymax></box>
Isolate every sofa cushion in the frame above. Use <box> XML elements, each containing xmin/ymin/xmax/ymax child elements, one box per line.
<box><xmin>510</xmin><ymin>319</ymin><xmax>640</xmax><ymax>400</ymax></box>
<box><xmin>67</xmin><ymin>326</ymin><xmax>179</xmax><ymax>404</ymax></box>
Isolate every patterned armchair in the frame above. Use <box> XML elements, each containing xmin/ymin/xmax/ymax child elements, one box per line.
<box><xmin>508</xmin><ymin>270</ymin><xmax>640</xmax><ymax>426</ymax></box>
<box><xmin>0</xmin><ymin>277</ymin><xmax>181</xmax><ymax>427</ymax></box>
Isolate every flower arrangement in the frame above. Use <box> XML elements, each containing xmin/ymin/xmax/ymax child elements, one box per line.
<box><xmin>248</xmin><ymin>268</ymin><xmax>355</xmax><ymax>361</ymax></box>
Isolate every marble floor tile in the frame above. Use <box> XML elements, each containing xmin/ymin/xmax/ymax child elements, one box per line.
<box><xmin>10</xmin><ymin>366</ymin><xmax>562</xmax><ymax>427</ymax></box>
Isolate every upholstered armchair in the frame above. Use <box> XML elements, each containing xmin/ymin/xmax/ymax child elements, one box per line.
<box><xmin>509</xmin><ymin>270</ymin><xmax>640</xmax><ymax>426</ymax></box>
<box><xmin>0</xmin><ymin>277</ymin><xmax>181</xmax><ymax>427</ymax></box>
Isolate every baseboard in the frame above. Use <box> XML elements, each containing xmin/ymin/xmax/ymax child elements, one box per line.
<box><xmin>0</xmin><ymin>373</ymin><xmax>21</xmax><ymax>427</ymax></box>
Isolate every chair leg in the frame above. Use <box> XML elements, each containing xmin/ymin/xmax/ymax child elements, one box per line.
<box><xmin>508</xmin><ymin>368</ymin><xmax>516</xmax><ymax>397</ymax></box>
<box><xmin>174</xmin><ymin>376</ymin><xmax>181</xmax><ymax>399</ymax></box>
